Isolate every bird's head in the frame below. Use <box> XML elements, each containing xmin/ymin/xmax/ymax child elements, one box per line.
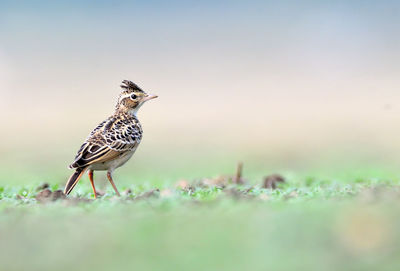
<box><xmin>115</xmin><ymin>80</ymin><xmax>158</xmax><ymax>115</ymax></box>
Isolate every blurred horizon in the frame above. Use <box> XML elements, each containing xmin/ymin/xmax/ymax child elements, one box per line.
<box><xmin>1</xmin><ymin>0</ymin><xmax>400</xmax><ymax>183</ymax></box>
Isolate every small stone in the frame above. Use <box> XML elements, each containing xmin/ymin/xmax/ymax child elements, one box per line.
<box><xmin>262</xmin><ymin>174</ymin><xmax>285</xmax><ymax>189</ymax></box>
<box><xmin>51</xmin><ymin>190</ymin><xmax>66</xmax><ymax>201</ymax></box>
<box><xmin>36</xmin><ymin>189</ymin><xmax>52</xmax><ymax>202</ymax></box>
<box><xmin>124</xmin><ymin>188</ymin><xmax>132</xmax><ymax>195</ymax></box>
<box><xmin>36</xmin><ymin>183</ymin><xmax>50</xmax><ymax>191</ymax></box>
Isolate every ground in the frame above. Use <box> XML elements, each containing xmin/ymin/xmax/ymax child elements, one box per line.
<box><xmin>0</xmin><ymin>165</ymin><xmax>400</xmax><ymax>271</ymax></box>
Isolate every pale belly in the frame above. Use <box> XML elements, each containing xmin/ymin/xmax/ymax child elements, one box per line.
<box><xmin>88</xmin><ymin>150</ymin><xmax>135</xmax><ymax>171</ymax></box>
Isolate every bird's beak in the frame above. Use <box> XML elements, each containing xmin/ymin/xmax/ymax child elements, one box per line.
<box><xmin>143</xmin><ymin>94</ymin><xmax>158</xmax><ymax>102</ymax></box>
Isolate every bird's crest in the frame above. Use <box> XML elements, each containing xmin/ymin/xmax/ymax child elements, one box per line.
<box><xmin>120</xmin><ymin>80</ymin><xmax>144</xmax><ymax>93</ymax></box>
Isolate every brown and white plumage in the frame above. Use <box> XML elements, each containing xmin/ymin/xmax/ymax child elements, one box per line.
<box><xmin>64</xmin><ymin>80</ymin><xmax>157</xmax><ymax>197</ymax></box>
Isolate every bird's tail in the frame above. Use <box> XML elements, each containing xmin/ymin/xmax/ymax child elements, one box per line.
<box><xmin>64</xmin><ymin>167</ymin><xmax>88</xmax><ymax>195</ymax></box>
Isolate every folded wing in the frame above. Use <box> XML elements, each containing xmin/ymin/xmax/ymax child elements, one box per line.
<box><xmin>69</xmin><ymin>116</ymin><xmax>142</xmax><ymax>169</ymax></box>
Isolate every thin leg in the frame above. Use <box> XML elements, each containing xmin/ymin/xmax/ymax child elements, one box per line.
<box><xmin>107</xmin><ymin>171</ymin><xmax>121</xmax><ymax>196</ymax></box>
<box><xmin>88</xmin><ymin>170</ymin><xmax>97</xmax><ymax>199</ymax></box>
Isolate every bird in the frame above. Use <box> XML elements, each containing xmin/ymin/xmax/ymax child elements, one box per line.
<box><xmin>64</xmin><ymin>80</ymin><xmax>158</xmax><ymax>198</ymax></box>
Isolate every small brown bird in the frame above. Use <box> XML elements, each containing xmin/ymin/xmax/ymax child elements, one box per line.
<box><xmin>64</xmin><ymin>80</ymin><xmax>157</xmax><ymax>198</ymax></box>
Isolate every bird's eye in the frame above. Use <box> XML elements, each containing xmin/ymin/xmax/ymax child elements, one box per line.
<box><xmin>130</xmin><ymin>94</ymin><xmax>137</xmax><ymax>99</ymax></box>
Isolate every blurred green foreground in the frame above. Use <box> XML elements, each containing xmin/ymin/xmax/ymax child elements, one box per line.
<box><xmin>0</xmin><ymin>174</ymin><xmax>400</xmax><ymax>271</ymax></box>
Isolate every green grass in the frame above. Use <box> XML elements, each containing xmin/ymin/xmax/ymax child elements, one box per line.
<box><xmin>1</xmin><ymin>173</ymin><xmax>400</xmax><ymax>271</ymax></box>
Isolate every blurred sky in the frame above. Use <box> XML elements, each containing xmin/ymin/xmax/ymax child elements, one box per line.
<box><xmin>1</xmin><ymin>0</ymin><xmax>400</xmax><ymax>174</ymax></box>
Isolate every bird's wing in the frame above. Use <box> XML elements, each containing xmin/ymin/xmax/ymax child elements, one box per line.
<box><xmin>69</xmin><ymin>116</ymin><xmax>142</xmax><ymax>169</ymax></box>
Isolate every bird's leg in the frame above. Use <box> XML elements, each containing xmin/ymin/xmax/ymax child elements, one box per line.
<box><xmin>88</xmin><ymin>170</ymin><xmax>97</xmax><ymax>199</ymax></box>
<box><xmin>107</xmin><ymin>171</ymin><xmax>121</xmax><ymax>196</ymax></box>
